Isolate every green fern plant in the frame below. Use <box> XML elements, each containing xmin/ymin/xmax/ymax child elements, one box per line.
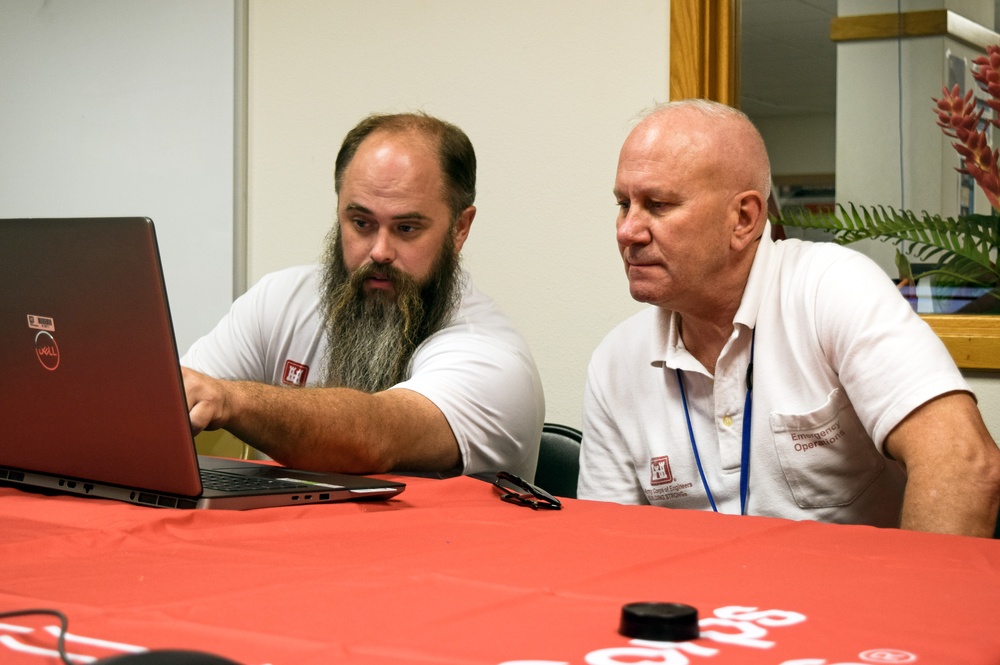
<box><xmin>776</xmin><ymin>45</ymin><xmax>1000</xmax><ymax>311</ymax></box>
<box><xmin>777</xmin><ymin>204</ymin><xmax>999</xmax><ymax>292</ymax></box>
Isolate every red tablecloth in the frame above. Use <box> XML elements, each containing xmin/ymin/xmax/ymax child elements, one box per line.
<box><xmin>2</xmin><ymin>474</ymin><xmax>998</xmax><ymax>665</ymax></box>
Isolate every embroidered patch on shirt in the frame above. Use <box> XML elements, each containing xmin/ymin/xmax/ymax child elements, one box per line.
<box><xmin>650</xmin><ymin>455</ymin><xmax>674</xmax><ymax>486</ymax></box>
<box><xmin>282</xmin><ymin>360</ymin><xmax>309</xmax><ymax>387</ymax></box>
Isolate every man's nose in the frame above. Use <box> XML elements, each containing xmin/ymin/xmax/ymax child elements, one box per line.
<box><xmin>616</xmin><ymin>207</ymin><xmax>650</xmax><ymax>247</ymax></box>
<box><xmin>369</xmin><ymin>229</ymin><xmax>395</xmax><ymax>265</ymax></box>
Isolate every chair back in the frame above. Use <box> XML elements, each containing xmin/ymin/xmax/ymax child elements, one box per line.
<box><xmin>534</xmin><ymin>422</ymin><xmax>583</xmax><ymax>499</ymax></box>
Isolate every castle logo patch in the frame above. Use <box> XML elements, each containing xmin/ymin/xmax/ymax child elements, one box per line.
<box><xmin>650</xmin><ymin>456</ymin><xmax>673</xmax><ymax>486</ymax></box>
<box><xmin>282</xmin><ymin>360</ymin><xmax>309</xmax><ymax>386</ymax></box>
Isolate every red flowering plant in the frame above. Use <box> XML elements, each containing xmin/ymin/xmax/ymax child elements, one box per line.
<box><xmin>777</xmin><ymin>46</ymin><xmax>1000</xmax><ymax>313</ymax></box>
<box><xmin>935</xmin><ymin>47</ymin><xmax>1000</xmax><ymax>209</ymax></box>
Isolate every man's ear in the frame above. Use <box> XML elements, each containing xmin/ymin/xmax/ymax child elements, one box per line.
<box><xmin>731</xmin><ymin>191</ymin><xmax>766</xmax><ymax>251</ymax></box>
<box><xmin>452</xmin><ymin>205</ymin><xmax>476</xmax><ymax>252</ymax></box>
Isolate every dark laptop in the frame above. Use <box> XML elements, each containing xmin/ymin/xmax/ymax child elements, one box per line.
<box><xmin>0</xmin><ymin>217</ymin><xmax>405</xmax><ymax>509</ymax></box>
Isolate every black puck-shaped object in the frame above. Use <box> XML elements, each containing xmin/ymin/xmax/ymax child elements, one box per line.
<box><xmin>619</xmin><ymin>602</ymin><xmax>700</xmax><ymax>641</ymax></box>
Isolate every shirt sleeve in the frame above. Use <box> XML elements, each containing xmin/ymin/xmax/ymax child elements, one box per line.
<box><xmin>809</xmin><ymin>248</ymin><xmax>971</xmax><ymax>448</ymax></box>
<box><xmin>578</xmin><ymin>341</ymin><xmax>649</xmax><ymax>505</ymax></box>
<box><xmin>181</xmin><ymin>286</ymin><xmax>269</xmax><ymax>381</ymax></box>
<box><xmin>395</xmin><ymin>330</ymin><xmax>545</xmax><ymax>481</ymax></box>
<box><xmin>180</xmin><ymin>266</ymin><xmax>322</xmax><ymax>384</ymax></box>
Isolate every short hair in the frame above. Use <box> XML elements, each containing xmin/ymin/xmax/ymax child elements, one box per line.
<box><xmin>334</xmin><ymin>112</ymin><xmax>477</xmax><ymax>220</ymax></box>
<box><xmin>639</xmin><ymin>99</ymin><xmax>772</xmax><ymax>201</ymax></box>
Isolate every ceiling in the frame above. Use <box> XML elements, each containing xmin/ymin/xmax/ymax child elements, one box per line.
<box><xmin>739</xmin><ymin>0</ymin><xmax>1000</xmax><ymax>120</ymax></box>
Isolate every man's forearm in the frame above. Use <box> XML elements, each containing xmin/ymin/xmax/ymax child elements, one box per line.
<box><xmin>887</xmin><ymin>392</ymin><xmax>1000</xmax><ymax>537</ymax></box>
<box><xmin>898</xmin><ymin>466</ymin><xmax>1000</xmax><ymax>537</ymax></box>
<box><xmin>212</xmin><ymin>380</ymin><xmax>460</xmax><ymax>474</ymax></box>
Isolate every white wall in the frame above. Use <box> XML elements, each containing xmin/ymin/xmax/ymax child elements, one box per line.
<box><xmin>0</xmin><ymin>0</ymin><xmax>236</xmax><ymax>354</ymax></box>
<box><xmin>247</xmin><ymin>0</ymin><xmax>666</xmax><ymax>427</ymax></box>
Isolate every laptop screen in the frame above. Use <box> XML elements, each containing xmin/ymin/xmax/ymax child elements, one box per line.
<box><xmin>0</xmin><ymin>217</ymin><xmax>203</xmax><ymax>497</ymax></box>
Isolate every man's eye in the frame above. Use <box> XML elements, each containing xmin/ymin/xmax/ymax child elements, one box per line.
<box><xmin>396</xmin><ymin>222</ymin><xmax>426</xmax><ymax>236</ymax></box>
<box><xmin>616</xmin><ymin>200</ymin><xmax>630</xmax><ymax>212</ymax></box>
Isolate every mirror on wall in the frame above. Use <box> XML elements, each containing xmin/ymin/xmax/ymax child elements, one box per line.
<box><xmin>740</xmin><ymin>1</ymin><xmax>1000</xmax><ymax>316</ymax></box>
<box><xmin>740</xmin><ymin>0</ymin><xmax>1000</xmax><ymax>222</ymax></box>
<box><xmin>740</xmin><ymin>0</ymin><xmax>837</xmax><ymax>225</ymax></box>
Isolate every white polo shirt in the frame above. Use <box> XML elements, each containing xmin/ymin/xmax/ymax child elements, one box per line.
<box><xmin>579</xmin><ymin>230</ymin><xmax>970</xmax><ymax>526</ymax></box>
<box><xmin>182</xmin><ymin>265</ymin><xmax>545</xmax><ymax>480</ymax></box>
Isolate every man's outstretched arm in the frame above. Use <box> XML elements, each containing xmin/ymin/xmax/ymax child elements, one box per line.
<box><xmin>885</xmin><ymin>391</ymin><xmax>1000</xmax><ymax>537</ymax></box>
<box><xmin>183</xmin><ymin>367</ymin><xmax>460</xmax><ymax>474</ymax></box>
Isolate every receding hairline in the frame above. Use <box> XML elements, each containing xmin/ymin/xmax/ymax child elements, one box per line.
<box><xmin>339</xmin><ymin>122</ymin><xmax>446</xmax><ymax>184</ymax></box>
<box><xmin>631</xmin><ymin>100</ymin><xmax>772</xmax><ymax>200</ymax></box>
<box><xmin>334</xmin><ymin>111</ymin><xmax>477</xmax><ymax>220</ymax></box>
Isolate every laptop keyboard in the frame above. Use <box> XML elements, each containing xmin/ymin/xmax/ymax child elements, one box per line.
<box><xmin>200</xmin><ymin>468</ymin><xmax>312</xmax><ymax>493</ymax></box>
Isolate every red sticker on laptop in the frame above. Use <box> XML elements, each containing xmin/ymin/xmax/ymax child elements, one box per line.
<box><xmin>34</xmin><ymin>331</ymin><xmax>60</xmax><ymax>371</ymax></box>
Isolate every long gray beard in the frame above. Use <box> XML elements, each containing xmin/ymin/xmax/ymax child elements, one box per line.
<box><xmin>319</xmin><ymin>228</ymin><xmax>461</xmax><ymax>392</ymax></box>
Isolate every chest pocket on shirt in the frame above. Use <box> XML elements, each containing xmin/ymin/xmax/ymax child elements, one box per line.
<box><xmin>769</xmin><ymin>388</ymin><xmax>884</xmax><ymax>509</ymax></box>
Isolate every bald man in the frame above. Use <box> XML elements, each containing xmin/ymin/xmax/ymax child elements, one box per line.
<box><xmin>578</xmin><ymin>99</ymin><xmax>1000</xmax><ymax>536</ymax></box>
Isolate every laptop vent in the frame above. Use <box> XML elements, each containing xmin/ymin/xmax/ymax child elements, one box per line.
<box><xmin>130</xmin><ymin>491</ymin><xmax>197</xmax><ymax>509</ymax></box>
<box><xmin>137</xmin><ymin>492</ymin><xmax>159</xmax><ymax>506</ymax></box>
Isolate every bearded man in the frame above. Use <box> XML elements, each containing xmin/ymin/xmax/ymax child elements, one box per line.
<box><xmin>181</xmin><ymin>113</ymin><xmax>545</xmax><ymax>479</ymax></box>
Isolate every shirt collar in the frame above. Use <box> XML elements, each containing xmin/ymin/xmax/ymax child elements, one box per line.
<box><xmin>734</xmin><ymin>220</ymin><xmax>773</xmax><ymax>331</ymax></box>
<box><xmin>650</xmin><ymin>221</ymin><xmax>774</xmax><ymax>373</ymax></box>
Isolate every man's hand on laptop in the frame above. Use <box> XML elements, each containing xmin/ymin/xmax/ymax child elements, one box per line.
<box><xmin>182</xmin><ymin>367</ymin><xmax>232</xmax><ymax>435</ymax></box>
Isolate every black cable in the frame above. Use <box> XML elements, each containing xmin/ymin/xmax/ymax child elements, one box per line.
<box><xmin>0</xmin><ymin>608</ymin><xmax>73</xmax><ymax>665</ymax></box>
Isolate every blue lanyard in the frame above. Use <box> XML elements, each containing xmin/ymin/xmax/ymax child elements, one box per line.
<box><xmin>675</xmin><ymin>329</ymin><xmax>755</xmax><ymax>515</ymax></box>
